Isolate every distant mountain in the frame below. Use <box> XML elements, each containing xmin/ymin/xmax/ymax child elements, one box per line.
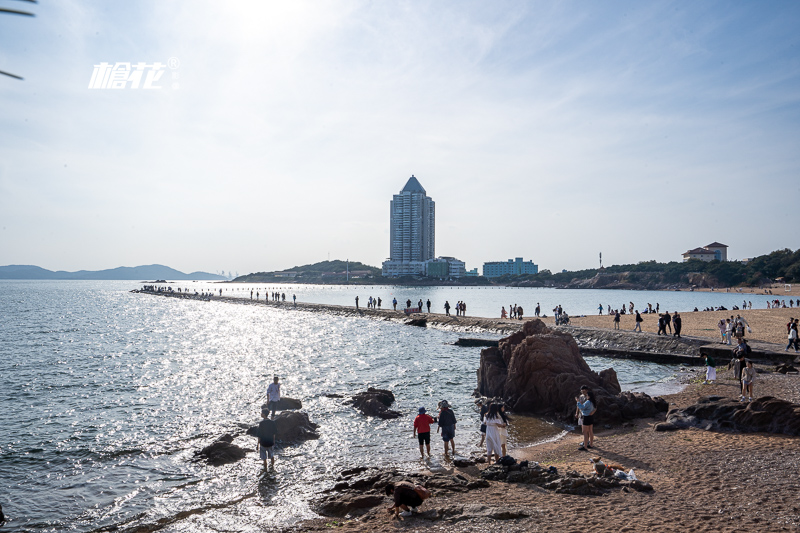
<box><xmin>0</xmin><ymin>264</ymin><xmax>227</xmax><ymax>281</ymax></box>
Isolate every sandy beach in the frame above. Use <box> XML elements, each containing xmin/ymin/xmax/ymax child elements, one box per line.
<box><xmin>286</xmin><ymin>364</ymin><xmax>800</xmax><ymax>533</ymax></box>
<box><xmin>549</xmin><ymin>307</ymin><xmax>799</xmax><ymax>346</ymax></box>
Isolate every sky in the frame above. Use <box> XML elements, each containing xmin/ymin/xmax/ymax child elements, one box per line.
<box><xmin>1</xmin><ymin>1</ymin><xmax>799</xmax><ymax>276</ymax></box>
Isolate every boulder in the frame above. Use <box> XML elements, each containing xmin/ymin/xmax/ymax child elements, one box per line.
<box><xmin>480</xmin><ymin>462</ymin><xmax>648</xmax><ymax>495</ymax></box>
<box><xmin>246</xmin><ymin>411</ymin><xmax>320</xmax><ymax>442</ymax></box>
<box><xmin>260</xmin><ymin>397</ymin><xmax>302</xmax><ymax>412</ymax></box>
<box><xmin>405</xmin><ymin>317</ymin><xmax>428</xmax><ymax>327</ymax></box>
<box><xmin>314</xmin><ymin>467</ymin><xmax>490</xmax><ymax>518</ymax></box>
<box><xmin>775</xmin><ymin>364</ymin><xmax>798</xmax><ymax>374</ymax></box>
<box><xmin>315</xmin><ymin>494</ymin><xmax>385</xmax><ymax>517</ymax></box>
<box><xmin>477</xmin><ymin>319</ymin><xmax>667</xmax><ymax>424</ymax></box>
<box><xmin>347</xmin><ymin>388</ymin><xmax>402</xmax><ymax>419</ymax></box>
<box><xmin>193</xmin><ymin>434</ymin><xmax>250</xmax><ymax>466</ymax></box>
<box><xmin>654</xmin><ymin>396</ymin><xmax>800</xmax><ymax>435</ymax></box>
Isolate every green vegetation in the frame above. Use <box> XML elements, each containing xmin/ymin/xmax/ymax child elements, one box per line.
<box><xmin>232</xmin><ymin>248</ymin><xmax>800</xmax><ymax>287</ymax></box>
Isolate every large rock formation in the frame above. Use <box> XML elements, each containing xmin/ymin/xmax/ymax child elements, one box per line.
<box><xmin>477</xmin><ymin>319</ymin><xmax>667</xmax><ymax>424</ymax></box>
<box><xmin>655</xmin><ymin>395</ymin><xmax>800</xmax><ymax>435</ymax></box>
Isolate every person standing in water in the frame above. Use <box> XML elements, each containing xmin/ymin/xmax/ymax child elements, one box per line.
<box><xmin>412</xmin><ymin>407</ymin><xmax>436</xmax><ymax>458</ymax></box>
<box><xmin>266</xmin><ymin>376</ymin><xmax>281</xmax><ymax>418</ymax></box>
<box><xmin>256</xmin><ymin>409</ymin><xmax>278</xmax><ymax>469</ymax></box>
<box><xmin>437</xmin><ymin>400</ymin><xmax>457</xmax><ymax>456</ymax></box>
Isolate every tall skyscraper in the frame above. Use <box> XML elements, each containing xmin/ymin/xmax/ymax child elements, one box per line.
<box><xmin>382</xmin><ymin>175</ymin><xmax>435</xmax><ymax>277</ymax></box>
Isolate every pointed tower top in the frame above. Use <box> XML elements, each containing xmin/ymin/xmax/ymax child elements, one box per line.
<box><xmin>401</xmin><ymin>175</ymin><xmax>426</xmax><ymax>194</ymax></box>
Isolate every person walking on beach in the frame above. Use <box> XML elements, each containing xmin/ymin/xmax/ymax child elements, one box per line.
<box><xmin>741</xmin><ymin>360</ymin><xmax>756</xmax><ymax>402</ymax></box>
<box><xmin>718</xmin><ymin>320</ymin><xmax>727</xmax><ymax>344</ymax></box>
<box><xmin>702</xmin><ymin>354</ymin><xmax>716</xmax><ymax>384</ymax></box>
<box><xmin>293</xmin><ymin>294</ymin><xmax>296</xmax><ymax>306</ymax></box>
<box><xmin>267</xmin><ymin>376</ymin><xmax>281</xmax><ymax>418</ymax></box>
<box><xmin>576</xmin><ymin>386</ymin><xmax>596</xmax><ymax>450</ymax></box>
<box><xmin>437</xmin><ymin>400</ymin><xmax>456</xmax><ymax>456</ymax></box>
<box><xmin>484</xmin><ymin>403</ymin><xmax>506</xmax><ymax>464</ymax></box>
<box><xmin>406</xmin><ymin>299</ymin><xmax>412</xmax><ymax>309</ymax></box>
<box><xmin>426</xmin><ymin>299</ymin><xmax>431</xmax><ymax>313</ymax></box>
<box><xmin>787</xmin><ymin>320</ymin><xmax>799</xmax><ymax>352</ymax></box>
<box><xmin>613</xmin><ymin>311</ymin><xmax>620</xmax><ymax>330</ymax></box>
<box><xmin>516</xmin><ymin>306</ymin><xmax>523</xmax><ymax>320</ymax></box>
<box><xmin>598</xmin><ymin>304</ymin><xmax>603</xmax><ymax>315</ymax></box>
<box><xmin>393</xmin><ymin>297</ymin><xmax>397</xmax><ymax>311</ymax></box>
<box><xmin>535</xmin><ymin>303</ymin><xmax>540</xmax><ymax>317</ymax></box>
<box><xmin>377</xmin><ymin>297</ymin><xmax>382</xmax><ymax>309</ymax></box>
<box><xmin>673</xmin><ymin>312</ymin><xmax>682</xmax><ymax>338</ymax></box>
<box><xmin>256</xmin><ymin>408</ymin><xmax>278</xmax><ymax>469</ymax></box>
<box><xmin>633</xmin><ymin>311</ymin><xmax>643</xmax><ymax>332</ymax></box>
<box><xmin>664</xmin><ymin>311</ymin><xmax>672</xmax><ymax>334</ymax></box>
<box><xmin>355</xmin><ymin>296</ymin><xmax>359</xmax><ymax>310</ymax></box>
<box><xmin>725</xmin><ymin>318</ymin><xmax>734</xmax><ymax>345</ymax></box>
<box><xmin>501</xmin><ymin>306</ymin><xmax>507</xmax><ymax>318</ymax></box>
<box><xmin>444</xmin><ymin>301</ymin><xmax>451</xmax><ymax>316</ymax></box>
<box><xmin>412</xmin><ymin>407</ymin><xmax>436</xmax><ymax>458</ymax></box>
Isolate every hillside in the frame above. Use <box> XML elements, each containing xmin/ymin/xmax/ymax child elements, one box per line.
<box><xmin>0</xmin><ymin>264</ymin><xmax>226</xmax><ymax>281</ymax></box>
<box><xmin>233</xmin><ymin>260</ymin><xmax>381</xmax><ymax>283</ymax></box>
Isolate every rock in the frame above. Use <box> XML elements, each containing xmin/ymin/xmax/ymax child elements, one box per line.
<box><xmin>477</xmin><ymin>319</ymin><xmax>668</xmax><ymax>424</ymax></box>
<box><xmin>775</xmin><ymin>363</ymin><xmax>798</xmax><ymax>374</ymax></box>
<box><xmin>193</xmin><ymin>434</ymin><xmax>250</xmax><ymax>466</ymax></box>
<box><xmin>479</xmin><ymin>462</ymin><xmax>644</xmax><ymax>496</ymax></box>
<box><xmin>438</xmin><ymin>504</ymin><xmax>530</xmax><ymax>522</ymax></box>
<box><xmin>453</xmin><ymin>338</ymin><xmax>499</xmax><ymax>348</ymax></box>
<box><xmin>246</xmin><ymin>411</ymin><xmax>320</xmax><ymax>442</ymax></box>
<box><xmin>452</xmin><ymin>457</ymin><xmax>476</xmax><ymax>467</ymax></box>
<box><xmin>273</xmin><ymin>411</ymin><xmax>320</xmax><ymax>441</ymax></box>
<box><xmin>260</xmin><ymin>397</ymin><xmax>302</xmax><ymax>412</ymax></box>
<box><xmin>315</xmin><ymin>494</ymin><xmax>386</xmax><ymax>517</ymax></box>
<box><xmin>656</xmin><ymin>396</ymin><xmax>800</xmax><ymax>435</ymax></box>
<box><xmin>628</xmin><ymin>480</ymin><xmax>654</xmax><ymax>492</ymax></box>
<box><xmin>405</xmin><ymin>317</ymin><xmax>428</xmax><ymax>327</ymax></box>
<box><xmin>348</xmin><ymin>388</ymin><xmax>402</xmax><ymax>419</ymax></box>
<box><xmin>314</xmin><ymin>467</ymin><xmax>490</xmax><ymax>518</ymax></box>
<box><xmin>0</xmin><ymin>502</ymin><xmax>4</xmax><ymax>525</ymax></box>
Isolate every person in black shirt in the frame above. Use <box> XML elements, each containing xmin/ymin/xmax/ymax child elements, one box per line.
<box><xmin>437</xmin><ymin>400</ymin><xmax>457</xmax><ymax>455</ymax></box>
<box><xmin>256</xmin><ymin>409</ymin><xmax>278</xmax><ymax>469</ymax></box>
<box><xmin>673</xmin><ymin>312</ymin><xmax>682</xmax><ymax>338</ymax></box>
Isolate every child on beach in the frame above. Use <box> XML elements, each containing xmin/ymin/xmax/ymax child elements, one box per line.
<box><xmin>718</xmin><ymin>320</ymin><xmax>727</xmax><ymax>344</ymax></box>
<box><xmin>412</xmin><ymin>407</ymin><xmax>436</xmax><ymax>458</ymax></box>
<box><xmin>741</xmin><ymin>361</ymin><xmax>755</xmax><ymax>402</ymax></box>
<box><xmin>576</xmin><ymin>386</ymin><xmax>596</xmax><ymax>451</ymax></box>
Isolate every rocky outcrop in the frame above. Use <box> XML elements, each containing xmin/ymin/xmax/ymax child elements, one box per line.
<box><xmin>193</xmin><ymin>434</ymin><xmax>250</xmax><ymax>466</ymax></box>
<box><xmin>315</xmin><ymin>467</ymin><xmax>490</xmax><ymax>518</ymax></box>
<box><xmin>480</xmin><ymin>462</ymin><xmax>653</xmax><ymax>495</ymax></box>
<box><xmin>260</xmin><ymin>397</ymin><xmax>303</xmax><ymax>412</ymax></box>
<box><xmin>347</xmin><ymin>387</ymin><xmax>402</xmax><ymax>419</ymax></box>
<box><xmin>477</xmin><ymin>319</ymin><xmax>668</xmax><ymax>424</ymax></box>
<box><xmin>246</xmin><ymin>411</ymin><xmax>320</xmax><ymax>442</ymax></box>
<box><xmin>654</xmin><ymin>396</ymin><xmax>800</xmax><ymax>435</ymax></box>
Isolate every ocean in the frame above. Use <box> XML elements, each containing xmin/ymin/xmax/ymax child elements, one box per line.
<box><xmin>0</xmin><ymin>280</ymin><xmax>745</xmax><ymax>531</ymax></box>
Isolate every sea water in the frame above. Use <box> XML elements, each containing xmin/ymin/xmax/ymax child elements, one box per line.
<box><xmin>1</xmin><ymin>281</ymin><xmax>691</xmax><ymax>531</ymax></box>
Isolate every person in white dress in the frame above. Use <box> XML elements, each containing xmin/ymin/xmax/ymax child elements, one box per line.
<box><xmin>484</xmin><ymin>403</ymin><xmax>507</xmax><ymax>464</ymax></box>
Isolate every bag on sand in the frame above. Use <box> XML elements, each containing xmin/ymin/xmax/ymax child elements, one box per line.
<box><xmin>499</xmin><ymin>455</ymin><xmax>517</xmax><ymax>466</ymax></box>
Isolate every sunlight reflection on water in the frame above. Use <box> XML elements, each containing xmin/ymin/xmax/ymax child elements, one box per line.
<box><xmin>0</xmin><ymin>281</ymin><xmax>680</xmax><ymax>532</ymax></box>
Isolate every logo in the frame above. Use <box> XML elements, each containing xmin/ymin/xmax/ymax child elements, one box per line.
<box><xmin>88</xmin><ymin>59</ymin><xmax>180</xmax><ymax>90</ymax></box>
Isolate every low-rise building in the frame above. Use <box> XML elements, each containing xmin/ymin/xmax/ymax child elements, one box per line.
<box><xmin>483</xmin><ymin>257</ymin><xmax>539</xmax><ymax>278</ymax></box>
<box><xmin>682</xmin><ymin>242</ymin><xmax>728</xmax><ymax>262</ymax></box>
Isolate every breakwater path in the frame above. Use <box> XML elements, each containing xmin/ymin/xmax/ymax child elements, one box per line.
<box><xmin>134</xmin><ymin>289</ymin><xmax>800</xmax><ymax>365</ymax></box>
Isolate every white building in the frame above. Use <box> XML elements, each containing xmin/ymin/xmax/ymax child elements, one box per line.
<box><xmin>483</xmin><ymin>257</ymin><xmax>539</xmax><ymax>278</ymax></box>
<box><xmin>682</xmin><ymin>242</ymin><xmax>728</xmax><ymax>262</ymax></box>
<box><xmin>382</xmin><ymin>175</ymin><xmax>435</xmax><ymax>277</ymax></box>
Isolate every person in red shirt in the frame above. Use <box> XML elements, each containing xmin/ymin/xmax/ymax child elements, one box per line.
<box><xmin>412</xmin><ymin>407</ymin><xmax>437</xmax><ymax>458</ymax></box>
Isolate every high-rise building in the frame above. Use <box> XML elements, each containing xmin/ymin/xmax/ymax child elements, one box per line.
<box><xmin>382</xmin><ymin>176</ymin><xmax>435</xmax><ymax>277</ymax></box>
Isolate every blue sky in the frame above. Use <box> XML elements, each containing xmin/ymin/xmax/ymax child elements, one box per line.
<box><xmin>1</xmin><ymin>1</ymin><xmax>798</xmax><ymax>275</ymax></box>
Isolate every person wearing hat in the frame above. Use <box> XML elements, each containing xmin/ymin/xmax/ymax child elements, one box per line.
<box><xmin>412</xmin><ymin>407</ymin><xmax>437</xmax><ymax>458</ymax></box>
<box><xmin>266</xmin><ymin>376</ymin><xmax>281</xmax><ymax>418</ymax></box>
<box><xmin>437</xmin><ymin>400</ymin><xmax>457</xmax><ymax>456</ymax></box>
